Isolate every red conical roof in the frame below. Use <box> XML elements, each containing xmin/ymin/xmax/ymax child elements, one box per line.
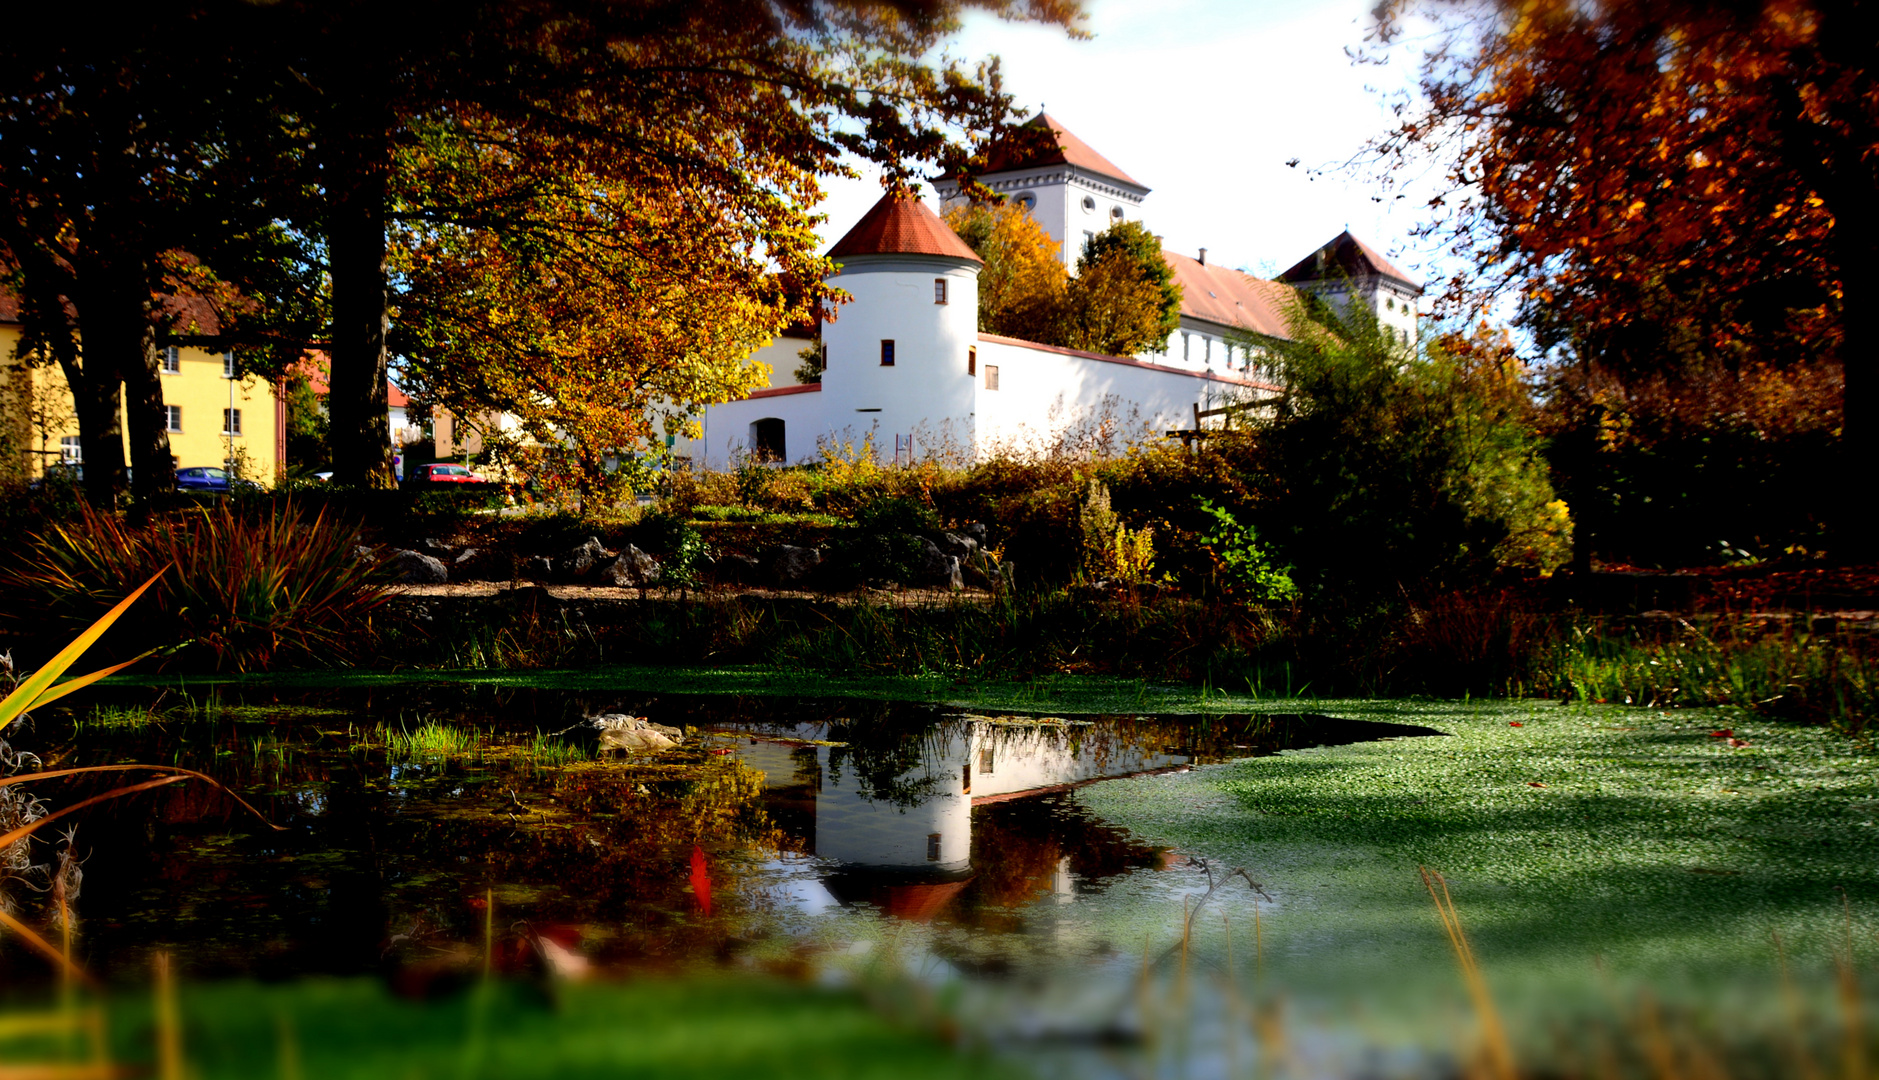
<box><xmin>827</xmin><ymin>191</ymin><xmax>982</xmax><ymax>263</ymax></box>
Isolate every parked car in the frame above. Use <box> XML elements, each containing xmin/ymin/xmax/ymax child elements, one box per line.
<box><xmin>406</xmin><ymin>462</ymin><xmax>489</xmax><ymax>486</ymax></box>
<box><xmin>175</xmin><ymin>466</ymin><xmax>259</xmax><ymax>492</ymax></box>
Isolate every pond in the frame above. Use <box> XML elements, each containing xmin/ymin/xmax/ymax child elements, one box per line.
<box><xmin>6</xmin><ymin>686</ymin><xmax>1443</xmax><ymax>993</ymax></box>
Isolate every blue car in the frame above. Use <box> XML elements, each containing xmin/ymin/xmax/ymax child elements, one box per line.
<box><xmin>175</xmin><ymin>466</ymin><xmax>258</xmax><ymax>492</ymax></box>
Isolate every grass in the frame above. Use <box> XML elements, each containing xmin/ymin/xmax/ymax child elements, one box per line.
<box><xmin>0</xmin><ymin>974</ymin><xmax>1017</xmax><ymax>1080</ymax></box>
<box><xmin>379</xmin><ymin>719</ymin><xmax>481</xmax><ymax>760</ymax></box>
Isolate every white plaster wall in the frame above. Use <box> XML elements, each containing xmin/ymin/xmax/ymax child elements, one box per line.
<box><xmin>813</xmin><ymin>743</ymin><xmax>972</xmax><ymax>870</ymax></box>
<box><xmin>686</xmin><ymin>387</ymin><xmax>829</xmax><ymax>469</ymax></box>
<box><xmin>964</xmin><ymin>724</ymin><xmax>1188</xmax><ymax>800</ymax></box>
<box><xmin>972</xmin><ymin>338</ymin><xmax>1254</xmax><ymax>457</ymax></box>
<box><xmin>819</xmin><ymin>257</ymin><xmax>981</xmax><ymax>463</ymax></box>
<box><xmin>750</xmin><ymin>335</ymin><xmax>817</xmax><ymax>390</ymax></box>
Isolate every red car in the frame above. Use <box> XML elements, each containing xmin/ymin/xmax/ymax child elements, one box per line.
<box><xmin>409</xmin><ymin>463</ymin><xmax>487</xmax><ymax>485</ymax></box>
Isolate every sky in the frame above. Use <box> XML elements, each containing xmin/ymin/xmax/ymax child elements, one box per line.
<box><xmin>813</xmin><ymin>0</ymin><xmax>1447</xmax><ymax>289</ymax></box>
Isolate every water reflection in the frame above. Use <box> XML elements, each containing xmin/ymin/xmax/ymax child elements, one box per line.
<box><xmin>2</xmin><ymin>689</ymin><xmax>1440</xmax><ymax>986</ymax></box>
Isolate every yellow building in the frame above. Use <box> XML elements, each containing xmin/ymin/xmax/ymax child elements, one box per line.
<box><xmin>1</xmin><ymin>307</ymin><xmax>282</xmax><ymax>485</ymax></box>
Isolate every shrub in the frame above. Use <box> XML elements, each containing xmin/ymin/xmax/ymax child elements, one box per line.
<box><xmin>1245</xmin><ymin>300</ymin><xmax>1570</xmax><ymax>604</ymax></box>
<box><xmin>853</xmin><ymin>494</ymin><xmax>939</xmax><ymax>535</ymax></box>
<box><xmin>3</xmin><ymin>500</ymin><xmax>391</xmax><ymax>671</ymax></box>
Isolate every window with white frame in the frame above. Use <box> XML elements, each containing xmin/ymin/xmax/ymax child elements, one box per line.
<box><xmin>60</xmin><ymin>436</ymin><xmax>82</xmax><ymax>463</ymax></box>
<box><xmin>223</xmin><ymin>352</ymin><xmax>236</xmax><ymax>378</ymax></box>
<box><xmin>164</xmin><ymin>405</ymin><xmax>183</xmax><ymax>432</ymax></box>
<box><xmin>161</xmin><ymin>347</ymin><xmax>180</xmax><ymax>374</ymax></box>
<box><xmin>222</xmin><ymin>408</ymin><xmax>242</xmax><ymax>436</ymax></box>
<box><xmin>984</xmin><ymin>364</ymin><xmax>1000</xmax><ymax>390</ymax></box>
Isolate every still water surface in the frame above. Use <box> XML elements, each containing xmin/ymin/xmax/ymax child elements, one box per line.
<box><xmin>10</xmin><ymin>686</ymin><xmax>1441</xmax><ymax>992</ymax></box>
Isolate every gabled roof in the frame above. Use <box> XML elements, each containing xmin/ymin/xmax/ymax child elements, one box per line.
<box><xmin>979</xmin><ymin>112</ymin><xmax>1143</xmax><ymax>189</ymax></box>
<box><xmin>298</xmin><ymin>352</ymin><xmax>410</xmax><ymax>408</ymax></box>
<box><xmin>1163</xmin><ymin>252</ymin><xmax>1296</xmax><ymax>339</ymax></box>
<box><xmin>826</xmin><ymin>191</ymin><xmax>982</xmax><ymax>264</ymax></box>
<box><xmin>1277</xmin><ymin>231</ymin><xmax>1421</xmax><ymax>293</ymax></box>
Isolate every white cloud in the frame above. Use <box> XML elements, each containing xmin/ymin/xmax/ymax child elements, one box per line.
<box><xmin>815</xmin><ymin>0</ymin><xmax>1449</xmax><ymax>291</ymax></box>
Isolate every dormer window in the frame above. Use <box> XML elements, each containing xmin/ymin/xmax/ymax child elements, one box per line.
<box><xmin>934</xmin><ymin>278</ymin><xmax>948</xmax><ymax>305</ymax></box>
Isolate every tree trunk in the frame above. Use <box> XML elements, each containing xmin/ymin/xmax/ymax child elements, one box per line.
<box><xmin>324</xmin><ymin>112</ymin><xmax>396</xmax><ymax>489</ymax></box>
<box><xmin>1835</xmin><ymin>229</ymin><xmax>1877</xmax><ymax>560</ymax></box>
<box><xmin>67</xmin><ymin>353</ymin><xmax>126</xmax><ymax>507</ymax></box>
<box><xmin>88</xmin><ymin>254</ymin><xmax>174</xmax><ymax>502</ymax></box>
<box><xmin>25</xmin><ymin>274</ymin><xmax>127</xmax><ymax>506</ymax></box>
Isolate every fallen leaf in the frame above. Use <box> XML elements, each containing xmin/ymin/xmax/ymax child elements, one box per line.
<box><xmin>1509</xmin><ymin>721</ymin><xmax>1525</xmax><ymax>727</ymax></box>
<box><xmin>1528</xmin><ymin>781</ymin><xmax>1546</xmax><ymax>788</ymax></box>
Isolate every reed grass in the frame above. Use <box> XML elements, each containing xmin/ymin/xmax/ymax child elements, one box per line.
<box><xmin>379</xmin><ymin>720</ymin><xmax>480</xmax><ymax>760</ymax></box>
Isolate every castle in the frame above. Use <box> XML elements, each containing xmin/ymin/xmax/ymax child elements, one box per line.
<box><xmin>679</xmin><ymin>114</ymin><xmax>1424</xmax><ymax>469</ymax></box>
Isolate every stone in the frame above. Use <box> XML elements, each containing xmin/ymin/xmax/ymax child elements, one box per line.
<box><xmin>525</xmin><ymin>555</ymin><xmax>555</xmax><ymax>580</ymax></box>
<box><xmin>711</xmin><ymin>554</ymin><xmax>762</xmax><ymax>586</ymax></box>
<box><xmin>453</xmin><ymin>548</ymin><xmax>480</xmax><ymax>565</ymax></box>
<box><xmin>353</xmin><ymin>545</ymin><xmax>379</xmax><ymax>563</ymax></box>
<box><xmin>420</xmin><ymin>538</ymin><xmax>453</xmax><ymax>554</ymax></box>
<box><xmin>597</xmin><ymin>544</ymin><xmax>662</xmax><ymax>587</ymax></box>
<box><xmin>383</xmin><ymin>549</ymin><xmax>448</xmax><ymax>584</ymax></box>
<box><xmin>907</xmin><ymin>534</ymin><xmax>950</xmax><ymax>586</ymax></box>
<box><xmin>555</xmin><ymin>537</ymin><xmax>610</xmax><ymax>578</ymax></box>
<box><xmin>937</xmin><ymin>531</ymin><xmax>979</xmax><ymax>559</ymax></box>
<box><xmin>768</xmin><ymin>545</ymin><xmax>822</xmax><ymax>586</ymax></box>
<box><xmin>589</xmin><ymin>714</ymin><xmax>683</xmax><ymax>752</ymax></box>
<box><xmin>944</xmin><ymin>555</ymin><xmax>964</xmax><ymax>591</ymax></box>
<box><xmin>962</xmin><ymin>522</ymin><xmax>989</xmax><ymax>547</ymax></box>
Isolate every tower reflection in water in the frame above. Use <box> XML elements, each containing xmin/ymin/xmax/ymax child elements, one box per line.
<box><xmin>731</xmin><ymin>717</ymin><xmax>1187</xmax><ymax>925</ymax></box>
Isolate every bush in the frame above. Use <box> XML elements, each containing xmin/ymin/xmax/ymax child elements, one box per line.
<box><xmin>1246</xmin><ymin>303</ymin><xmax>1570</xmax><ymax>604</ymax></box>
<box><xmin>853</xmin><ymin>494</ymin><xmax>939</xmax><ymax>535</ymax></box>
<box><xmin>3</xmin><ymin>500</ymin><xmax>391</xmax><ymax>671</ymax></box>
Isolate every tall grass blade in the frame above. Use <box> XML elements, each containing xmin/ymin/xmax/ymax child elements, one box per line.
<box><xmin>0</xmin><ymin>906</ymin><xmax>99</xmax><ymax>988</ymax></box>
<box><xmin>1422</xmin><ymin>865</ymin><xmax>1517</xmax><ymax>1080</ymax></box>
<box><xmin>0</xmin><ymin>565</ymin><xmax>168</xmax><ymax>730</ymax></box>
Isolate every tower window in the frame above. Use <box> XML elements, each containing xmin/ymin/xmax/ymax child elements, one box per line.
<box><xmin>1111</xmin><ymin>206</ymin><xmax>1124</xmax><ymax>220</ymax></box>
<box><xmin>968</xmin><ymin>347</ymin><xmax>977</xmax><ymax>376</ymax></box>
<box><xmin>934</xmin><ymin>278</ymin><xmax>948</xmax><ymax>305</ymax></box>
<box><xmin>927</xmin><ymin>833</ymin><xmax>942</xmax><ymax>861</ymax></box>
<box><xmin>984</xmin><ymin>365</ymin><xmax>1000</xmax><ymax>390</ymax></box>
<box><xmin>1081</xmin><ymin>195</ymin><xmax>1096</xmax><ymax>211</ymax></box>
<box><xmin>1015</xmin><ymin>192</ymin><xmax>1036</xmax><ymax>211</ymax></box>
<box><xmin>161</xmin><ymin>347</ymin><xmax>180</xmax><ymax>374</ymax></box>
<box><xmin>880</xmin><ymin>340</ymin><xmax>895</xmax><ymax>366</ymax></box>
<box><xmin>1204</xmin><ymin>338</ymin><xmax>1212</xmax><ymax>363</ymax></box>
<box><xmin>1182</xmin><ymin>332</ymin><xmax>1190</xmax><ymax>360</ymax></box>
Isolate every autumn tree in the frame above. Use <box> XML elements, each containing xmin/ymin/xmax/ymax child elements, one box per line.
<box><xmin>1072</xmin><ymin>221</ymin><xmax>1181</xmax><ymax>351</ymax></box>
<box><xmin>0</xmin><ymin>3</ymin><xmax>323</xmax><ymax>503</ymax></box>
<box><xmin>944</xmin><ymin>201</ymin><xmax>1068</xmax><ymax>341</ymax></box>
<box><xmin>223</xmin><ymin>0</ymin><xmax>1080</xmax><ymax>488</ymax></box>
<box><xmin>1367</xmin><ymin>0</ymin><xmax>1878</xmax><ymax>554</ymax></box>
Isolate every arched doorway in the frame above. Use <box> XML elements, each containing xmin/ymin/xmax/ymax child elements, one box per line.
<box><xmin>750</xmin><ymin>417</ymin><xmax>786</xmax><ymax>463</ymax></box>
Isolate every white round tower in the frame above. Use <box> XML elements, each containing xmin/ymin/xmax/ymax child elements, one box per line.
<box><xmin>818</xmin><ymin>191</ymin><xmax>983</xmax><ymax>463</ymax></box>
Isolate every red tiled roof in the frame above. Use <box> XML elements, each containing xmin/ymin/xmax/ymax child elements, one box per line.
<box><xmin>980</xmin><ymin>112</ymin><xmax>1142</xmax><ymax>189</ymax></box>
<box><xmin>1163</xmin><ymin>253</ymin><xmax>1296</xmax><ymax>338</ymax></box>
<box><xmin>296</xmin><ymin>352</ymin><xmax>410</xmax><ymax>408</ymax></box>
<box><xmin>827</xmin><ymin>192</ymin><xmax>982</xmax><ymax>263</ymax></box>
<box><xmin>1278</xmin><ymin>231</ymin><xmax>1421</xmax><ymax>291</ymax></box>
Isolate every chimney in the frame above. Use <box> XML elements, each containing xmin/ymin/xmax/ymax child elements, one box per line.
<box><xmin>1198</xmin><ymin>248</ymin><xmax>1208</xmax><ymax>265</ymax></box>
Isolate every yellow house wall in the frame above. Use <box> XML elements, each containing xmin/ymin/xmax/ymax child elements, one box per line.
<box><xmin>0</xmin><ymin>326</ymin><xmax>281</xmax><ymax>485</ymax></box>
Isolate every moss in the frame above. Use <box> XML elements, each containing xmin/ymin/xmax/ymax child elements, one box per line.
<box><xmin>1076</xmin><ymin>696</ymin><xmax>1879</xmax><ymax>1017</ymax></box>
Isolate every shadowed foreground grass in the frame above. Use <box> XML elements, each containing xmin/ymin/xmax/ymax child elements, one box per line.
<box><xmin>0</xmin><ymin>976</ymin><xmax>1011</xmax><ymax>1080</ymax></box>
